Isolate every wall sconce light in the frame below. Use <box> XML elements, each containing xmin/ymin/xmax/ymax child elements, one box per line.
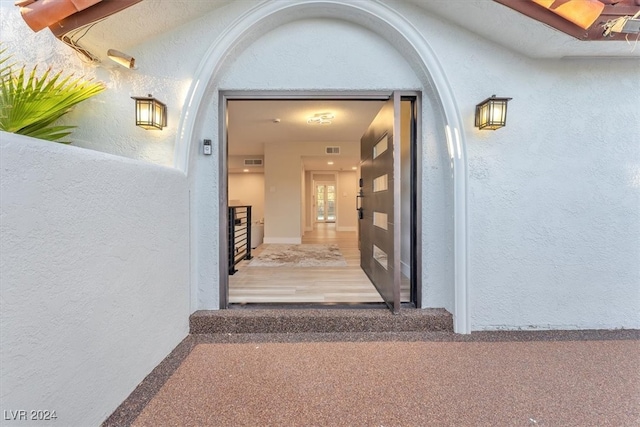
<box><xmin>131</xmin><ymin>94</ymin><xmax>167</xmax><ymax>130</ymax></box>
<box><xmin>475</xmin><ymin>95</ymin><xmax>512</xmax><ymax>130</ymax></box>
<box><xmin>107</xmin><ymin>49</ymin><xmax>136</xmax><ymax>69</ymax></box>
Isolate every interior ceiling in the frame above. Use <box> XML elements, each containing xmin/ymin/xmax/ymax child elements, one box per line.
<box><xmin>227</xmin><ymin>100</ymin><xmax>386</xmax><ymax>173</ymax></box>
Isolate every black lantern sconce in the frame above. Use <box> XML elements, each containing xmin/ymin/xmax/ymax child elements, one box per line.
<box><xmin>131</xmin><ymin>94</ymin><xmax>167</xmax><ymax>130</ymax></box>
<box><xmin>475</xmin><ymin>95</ymin><xmax>512</xmax><ymax>130</ymax></box>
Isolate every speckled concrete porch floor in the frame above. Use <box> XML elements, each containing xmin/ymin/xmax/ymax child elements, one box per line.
<box><xmin>104</xmin><ymin>330</ymin><xmax>640</xmax><ymax>427</ymax></box>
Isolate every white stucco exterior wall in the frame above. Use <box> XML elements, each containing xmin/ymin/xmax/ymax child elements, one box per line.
<box><xmin>0</xmin><ymin>0</ymin><xmax>636</xmax><ymax>342</ymax></box>
<box><xmin>465</xmin><ymin>59</ymin><xmax>640</xmax><ymax>329</ymax></box>
<box><xmin>2</xmin><ymin>1</ymin><xmax>636</xmax><ymax>424</ymax></box>
<box><xmin>185</xmin><ymin>14</ymin><xmax>459</xmax><ymax>314</ymax></box>
<box><xmin>0</xmin><ymin>0</ymin><xmax>252</xmax><ymax>166</ymax></box>
<box><xmin>386</xmin><ymin>0</ymin><xmax>640</xmax><ymax>329</ymax></box>
<box><xmin>0</xmin><ymin>133</ymin><xmax>190</xmax><ymax>426</ymax></box>
<box><xmin>196</xmin><ymin>2</ymin><xmax>639</xmax><ymax>329</ymax></box>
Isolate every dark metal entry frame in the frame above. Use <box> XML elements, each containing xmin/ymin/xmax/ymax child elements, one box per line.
<box><xmin>219</xmin><ymin>91</ymin><xmax>422</xmax><ymax>310</ymax></box>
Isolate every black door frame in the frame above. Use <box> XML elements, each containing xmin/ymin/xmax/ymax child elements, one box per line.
<box><xmin>218</xmin><ymin>90</ymin><xmax>422</xmax><ymax>309</ymax></box>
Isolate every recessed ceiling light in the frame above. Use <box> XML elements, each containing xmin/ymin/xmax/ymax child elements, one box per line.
<box><xmin>307</xmin><ymin>112</ymin><xmax>334</xmax><ymax>125</ymax></box>
<box><xmin>273</xmin><ymin>118</ymin><xmax>281</xmax><ymax>123</ymax></box>
<box><xmin>327</xmin><ymin>161</ymin><xmax>334</xmax><ymax>165</ymax></box>
<box><xmin>243</xmin><ymin>169</ymin><xmax>249</xmax><ymax>172</ymax></box>
<box><xmin>351</xmin><ymin>166</ymin><xmax>357</xmax><ymax>170</ymax></box>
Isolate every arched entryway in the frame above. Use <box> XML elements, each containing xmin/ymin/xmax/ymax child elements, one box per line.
<box><xmin>175</xmin><ymin>1</ymin><xmax>470</xmax><ymax>333</ymax></box>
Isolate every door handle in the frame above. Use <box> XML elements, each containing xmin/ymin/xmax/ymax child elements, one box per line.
<box><xmin>356</xmin><ymin>189</ymin><xmax>363</xmax><ymax>219</ymax></box>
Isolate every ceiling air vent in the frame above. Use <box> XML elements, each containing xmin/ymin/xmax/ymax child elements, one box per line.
<box><xmin>243</xmin><ymin>159</ymin><xmax>263</xmax><ymax>166</ymax></box>
<box><xmin>325</xmin><ymin>146</ymin><xmax>340</xmax><ymax>155</ymax></box>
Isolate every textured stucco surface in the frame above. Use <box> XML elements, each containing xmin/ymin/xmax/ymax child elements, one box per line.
<box><xmin>465</xmin><ymin>59</ymin><xmax>640</xmax><ymax>330</ymax></box>
<box><xmin>189</xmin><ymin>12</ymin><xmax>458</xmax><ymax>315</ymax></box>
<box><xmin>0</xmin><ymin>0</ymin><xmax>638</xmax><ymax>332</ymax></box>
<box><xmin>386</xmin><ymin>0</ymin><xmax>640</xmax><ymax>329</ymax></box>
<box><xmin>184</xmin><ymin>1</ymin><xmax>640</xmax><ymax>330</ymax></box>
<box><xmin>1</xmin><ymin>1</ymin><xmax>639</xmax><ymax>423</ymax></box>
<box><xmin>0</xmin><ymin>133</ymin><xmax>190</xmax><ymax>426</ymax></box>
<box><xmin>0</xmin><ymin>0</ymin><xmax>242</xmax><ymax>166</ymax></box>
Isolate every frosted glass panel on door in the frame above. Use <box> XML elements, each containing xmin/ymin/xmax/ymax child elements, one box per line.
<box><xmin>373</xmin><ymin>135</ymin><xmax>388</xmax><ymax>159</ymax></box>
<box><xmin>373</xmin><ymin>174</ymin><xmax>388</xmax><ymax>192</ymax></box>
<box><xmin>373</xmin><ymin>212</ymin><xmax>388</xmax><ymax>230</ymax></box>
<box><xmin>373</xmin><ymin>244</ymin><xmax>388</xmax><ymax>270</ymax></box>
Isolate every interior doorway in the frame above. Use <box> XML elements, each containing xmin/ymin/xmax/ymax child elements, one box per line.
<box><xmin>222</xmin><ymin>93</ymin><xmax>420</xmax><ymax>310</ymax></box>
<box><xmin>314</xmin><ymin>181</ymin><xmax>336</xmax><ymax>223</ymax></box>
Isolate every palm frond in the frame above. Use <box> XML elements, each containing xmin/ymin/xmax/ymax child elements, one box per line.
<box><xmin>0</xmin><ymin>46</ymin><xmax>105</xmax><ymax>143</ymax></box>
<box><xmin>0</xmin><ymin>47</ymin><xmax>15</xmax><ymax>81</ymax></box>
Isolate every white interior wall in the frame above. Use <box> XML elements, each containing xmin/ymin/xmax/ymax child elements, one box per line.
<box><xmin>228</xmin><ymin>173</ymin><xmax>265</xmax><ymax>223</ymax></box>
<box><xmin>263</xmin><ymin>140</ymin><xmax>361</xmax><ymax>242</ymax></box>
<box><xmin>337</xmin><ymin>171</ymin><xmax>358</xmax><ymax>232</ymax></box>
<box><xmin>228</xmin><ymin>155</ymin><xmax>264</xmax><ymax>171</ymax></box>
<box><xmin>263</xmin><ymin>142</ymin><xmax>303</xmax><ymax>243</ymax></box>
<box><xmin>0</xmin><ymin>133</ymin><xmax>190</xmax><ymax>426</ymax></box>
<box><xmin>313</xmin><ymin>174</ymin><xmax>337</xmax><ymax>180</ymax></box>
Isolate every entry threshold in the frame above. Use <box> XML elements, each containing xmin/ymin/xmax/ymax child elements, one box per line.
<box><xmin>190</xmin><ymin>306</ymin><xmax>452</xmax><ymax>334</ymax></box>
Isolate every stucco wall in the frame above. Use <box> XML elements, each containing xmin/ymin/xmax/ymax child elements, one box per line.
<box><xmin>0</xmin><ymin>0</ymin><xmax>250</xmax><ymax>166</ymax></box>
<box><xmin>186</xmin><ymin>15</ymin><xmax>456</xmax><ymax>312</ymax></box>
<box><xmin>464</xmin><ymin>59</ymin><xmax>640</xmax><ymax>329</ymax></box>
<box><xmin>1</xmin><ymin>0</ymin><xmax>638</xmax><ymax>338</ymax></box>
<box><xmin>0</xmin><ymin>133</ymin><xmax>190</xmax><ymax>426</ymax></box>
<box><xmin>388</xmin><ymin>0</ymin><xmax>640</xmax><ymax>329</ymax></box>
<box><xmin>199</xmin><ymin>3</ymin><xmax>639</xmax><ymax>329</ymax></box>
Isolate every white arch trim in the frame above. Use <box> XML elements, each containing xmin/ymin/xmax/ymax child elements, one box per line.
<box><xmin>174</xmin><ymin>0</ymin><xmax>470</xmax><ymax>333</ymax></box>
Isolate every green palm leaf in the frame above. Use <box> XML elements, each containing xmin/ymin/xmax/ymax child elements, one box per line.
<box><xmin>0</xmin><ymin>47</ymin><xmax>14</xmax><ymax>81</ymax></box>
<box><xmin>0</xmin><ymin>47</ymin><xmax>105</xmax><ymax>143</ymax></box>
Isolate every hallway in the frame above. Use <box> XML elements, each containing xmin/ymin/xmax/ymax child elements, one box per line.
<box><xmin>229</xmin><ymin>223</ymin><xmax>410</xmax><ymax>304</ymax></box>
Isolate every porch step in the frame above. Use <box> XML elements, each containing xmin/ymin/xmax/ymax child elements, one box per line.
<box><xmin>190</xmin><ymin>306</ymin><xmax>453</xmax><ymax>334</ymax></box>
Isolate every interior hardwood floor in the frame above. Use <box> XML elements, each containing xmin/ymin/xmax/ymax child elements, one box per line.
<box><xmin>229</xmin><ymin>223</ymin><xmax>410</xmax><ymax>304</ymax></box>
